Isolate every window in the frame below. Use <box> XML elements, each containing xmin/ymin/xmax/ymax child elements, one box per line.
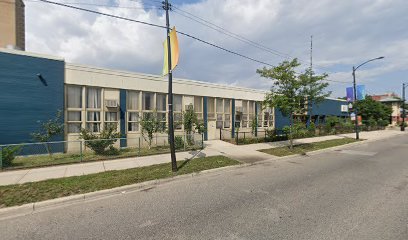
<box><xmin>224</xmin><ymin>99</ymin><xmax>231</xmax><ymax>128</ymax></box>
<box><xmin>86</xmin><ymin>88</ymin><xmax>101</xmax><ymax>132</ymax></box>
<box><xmin>173</xmin><ymin>95</ymin><xmax>183</xmax><ymax>130</ymax></box>
<box><xmin>128</xmin><ymin>91</ymin><xmax>140</xmax><ymax>110</ymax></box>
<box><xmin>173</xmin><ymin>95</ymin><xmax>182</xmax><ymax>112</ymax></box>
<box><xmin>105</xmin><ymin>112</ymin><xmax>118</xmax><ymax>130</ymax></box>
<box><xmin>127</xmin><ymin>91</ymin><xmax>140</xmax><ymax>132</ymax></box>
<box><xmin>67</xmin><ymin>86</ymin><xmax>83</xmax><ymax>133</ymax></box>
<box><xmin>208</xmin><ymin>97</ymin><xmax>215</xmax><ymax>120</ymax></box>
<box><xmin>87</xmin><ymin>111</ymin><xmax>101</xmax><ymax>132</ymax></box>
<box><xmin>156</xmin><ymin>93</ymin><xmax>167</xmax><ymax>111</ymax></box>
<box><xmin>242</xmin><ymin>100</ymin><xmax>249</xmax><ymax>128</ymax></box>
<box><xmin>224</xmin><ymin>114</ymin><xmax>231</xmax><ymax>128</ymax></box>
<box><xmin>194</xmin><ymin>96</ymin><xmax>202</xmax><ymax>112</ymax></box>
<box><xmin>216</xmin><ymin>98</ymin><xmax>223</xmax><ymax>113</ymax></box>
<box><xmin>128</xmin><ymin>112</ymin><xmax>139</xmax><ymax>132</ymax></box>
<box><xmin>257</xmin><ymin>103</ymin><xmax>262</xmax><ymax>127</ymax></box>
<box><xmin>67</xmin><ymin>86</ymin><xmax>82</xmax><ymax>108</ymax></box>
<box><xmin>143</xmin><ymin>92</ymin><xmax>154</xmax><ymax>110</ymax></box>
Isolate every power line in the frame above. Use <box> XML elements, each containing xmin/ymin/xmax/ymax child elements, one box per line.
<box><xmin>24</xmin><ymin>0</ymin><xmax>160</xmax><ymax>9</ymax></box>
<box><xmin>35</xmin><ymin>0</ymin><xmax>274</xmax><ymax>66</ymax></box>
<box><xmin>172</xmin><ymin>6</ymin><xmax>291</xmax><ymax>59</ymax></box>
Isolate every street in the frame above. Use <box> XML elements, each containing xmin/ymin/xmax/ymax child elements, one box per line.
<box><xmin>1</xmin><ymin>134</ymin><xmax>408</xmax><ymax>240</ymax></box>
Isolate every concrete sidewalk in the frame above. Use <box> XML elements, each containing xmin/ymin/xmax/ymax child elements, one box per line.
<box><xmin>0</xmin><ymin>148</ymin><xmax>220</xmax><ymax>186</ymax></box>
<box><xmin>0</xmin><ymin>129</ymin><xmax>405</xmax><ymax>186</ymax></box>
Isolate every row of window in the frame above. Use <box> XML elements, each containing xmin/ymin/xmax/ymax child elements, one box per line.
<box><xmin>65</xmin><ymin>86</ymin><xmax>274</xmax><ymax>134</ymax></box>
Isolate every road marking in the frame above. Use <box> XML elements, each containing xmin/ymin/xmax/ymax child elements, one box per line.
<box><xmin>335</xmin><ymin>150</ymin><xmax>377</xmax><ymax>156</ymax></box>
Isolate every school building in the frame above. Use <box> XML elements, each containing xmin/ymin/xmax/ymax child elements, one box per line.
<box><xmin>0</xmin><ymin>49</ymin><xmax>350</xmax><ymax>147</ymax></box>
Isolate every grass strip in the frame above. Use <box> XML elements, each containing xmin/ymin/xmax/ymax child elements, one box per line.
<box><xmin>259</xmin><ymin>138</ymin><xmax>360</xmax><ymax>157</ymax></box>
<box><xmin>0</xmin><ymin>156</ymin><xmax>239</xmax><ymax>208</ymax></box>
<box><xmin>6</xmin><ymin>145</ymin><xmax>201</xmax><ymax>170</ymax></box>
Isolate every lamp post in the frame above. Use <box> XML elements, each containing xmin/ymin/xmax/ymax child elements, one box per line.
<box><xmin>401</xmin><ymin>83</ymin><xmax>408</xmax><ymax>131</ymax></box>
<box><xmin>352</xmin><ymin>56</ymin><xmax>385</xmax><ymax>140</ymax></box>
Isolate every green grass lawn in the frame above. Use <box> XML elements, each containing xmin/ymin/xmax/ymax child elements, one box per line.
<box><xmin>259</xmin><ymin>138</ymin><xmax>360</xmax><ymax>157</ymax></box>
<box><xmin>0</xmin><ymin>155</ymin><xmax>239</xmax><ymax>208</ymax></box>
<box><xmin>6</xmin><ymin>145</ymin><xmax>201</xmax><ymax>170</ymax></box>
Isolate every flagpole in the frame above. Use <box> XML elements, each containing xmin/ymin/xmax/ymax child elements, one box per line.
<box><xmin>163</xmin><ymin>0</ymin><xmax>177</xmax><ymax>172</ymax></box>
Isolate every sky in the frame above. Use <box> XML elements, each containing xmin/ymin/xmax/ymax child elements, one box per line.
<box><xmin>24</xmin><ymin>0</ymin><xmax>408</xmax><ymax>98</ymax></box>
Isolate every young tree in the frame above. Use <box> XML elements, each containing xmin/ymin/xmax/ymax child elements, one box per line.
<box><xmin>298</xmin><ymin>68</ymin><xmax>331</xmax><ymax>126</ymax></box>
<box><xmin>257</xmin><ymin>58</ymin><xmax>330</xmax><ymax>149</ymax></box>
<box><xmin>31</xmin><ymin>110</ymin><xmax>64</xmax><ymax>156</ymax></box>
<box><xmin>80</xmin><ymin>125</ymin><xmax>121</xmax><ymax>155</ymax></box>
<box><xmin>140</xmin><ymin>111</ymin><xmax>166</xmax><ymax>149</ymax></box>
<box><xmin>183</xmin><ymin>105</ymin><xmax>198</xmax><ymax>145</ymax></box>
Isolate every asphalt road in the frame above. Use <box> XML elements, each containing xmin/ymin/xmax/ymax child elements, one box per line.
<box><xmin>1</xmin><ymin>135</ymin><xmax>408</xmax><ymax>240</ymax></box>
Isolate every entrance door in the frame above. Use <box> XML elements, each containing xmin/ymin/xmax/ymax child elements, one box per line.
<box><xmin>207</xmin><ymin>120</ymin><xmax>217</xmax><ymax>140</ymax></box>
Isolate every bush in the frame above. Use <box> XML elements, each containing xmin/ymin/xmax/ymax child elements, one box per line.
<box><xmin>377</xmin><ymin>119</ymin><xmax>389</xmax><ymax>127</ymax></box>
<box><xmin>80</xmin><ymin>125</ymin><xmax>121</xmax><ymax>155</ymax></box>
<box><xmin>174</xmin><ymin>136</ymin><xmax>184</xmax><ymax>150</ymax></box>
<box><xmin>1</xmin><ymin>146</ymin><xmax>22</xmax><ymax>167</ymax></box>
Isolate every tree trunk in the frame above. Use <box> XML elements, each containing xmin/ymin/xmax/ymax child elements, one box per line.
<box><xmin>289</xmin><ymin>112</ymin><xmax>294</xmax><ymax>150</ymax></box>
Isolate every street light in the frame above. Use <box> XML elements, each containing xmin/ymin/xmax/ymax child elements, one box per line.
<box><xmin>352</xmin><ymin>56</ymin><xmax>385</xmax><ymax>140</ymax></box>
<box><xmin>401</xmin><ymin>83</ymin><xmax>408</xmax><ymax>131</ymax></box>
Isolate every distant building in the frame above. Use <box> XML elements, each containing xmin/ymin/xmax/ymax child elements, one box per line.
<box><xmin>0</xmin><ymin>0</ymin><xmax>25</xmax><ymax>50</ymax></box>
<box><xmin>371</xmin><ymin>93</ymin><xmax>403</xmax><ymax>125</ymax></box>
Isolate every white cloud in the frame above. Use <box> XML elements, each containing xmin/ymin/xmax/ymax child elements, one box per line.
<box><xmin>25</xmin><ymin>0</ymin><xmax>408</xmax><ymax>97</ymax></box>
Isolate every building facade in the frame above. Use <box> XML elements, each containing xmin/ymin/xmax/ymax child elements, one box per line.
<box><xmin>371</xmin><ymin>93</ymin><xmax>404</xmax><ymax>125</ymax></box>
<box><xmin>0</xmin><ymin>49</ymin><xmax>349</xmax><ymax>148</ymax></box>
<box><xmin>0</xmin><ymin>0</ymin><xmax>25</xmax><ymax>50</ymax></box>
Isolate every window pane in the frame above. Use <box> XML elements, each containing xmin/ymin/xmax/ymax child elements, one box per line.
<box><xmin>174</xmin><ymin>113</ymin><xmax>182</xmax><ymax>129</ymax></box>
<box><xmin>216</xmin><ymin>99</ymin><xmax>223</xmax><ymax>113</ymax></box>
<box><xmin>128</xmin><ymin>112</ymin><xmax>139</xmax><ymax>122</ymax></box>
<box><xmin>224</xmin><ymin>114</ymin><xmax>230</xmax><ymax>128</ymax></box>
<box><xmin>86</xmin><ymin>88</ymin><xmax>101</xmax><ymax>108</ymax></box>
<box><xmin>257</xmin><ymin>114</ymin><xmax>262</xmax><ymax>127</ymax></box>
<box><xmin>156</xmin><ymin>93</ymin><xmax>167</xmax><ymax>111</ymax></box>
<box><xmin>68</xmin><ymin>123</ymin><xmax>81</xmax><ymax>133</ymax></box>
<box><xmin>105</xmin><ymin>122</ymin><xmax>118</xmax><ymax>130</ymax></box>
<box><xmin>194</xmin><ymin>97</ymin><xmax>202</xmax><ymax>112</ymax></box>
<box><xmin>87</xmin><ymin>123</ymin><xmax>100</xmax><ymax>132</ymax></box>
<box><xmin>67</xmin><ymin>86</ymin><xmax>82</xmax><ymax>108</ymax></box>
<box><xmin>157</xmin><ymin>112</ymin><xmax>166</xmax><ymax>122</ymax></box>
<box><xmin>208</xmin><ymin>97</ymin><xmax>215</xmax><ymax>113</ymax></box>
<box><xmin>128</xmin><ymin>123</ymin><xmax>139</xmax><ymax>132</ymax></box>
<box><xmin>224</xmin><ymin>99</ymin><xmax>230</xmax><ymax>113</ymax></box>
<box><xmin>128</xmin><ymin>91</ymin><xmax>139</xmax><ymax>110</ymax></box>
<box><xmin>105</xmin><ymin>112</ymin><xmax>118</xmax><ymax>121</ymax></box>
<box><xmin>87</xmin><ymin>111</ymin><xmax>101</xmax><ymax>122</ymax></box>
<box><xmin>173</xmin><ymin>95</ymin><xmax>182</xmax><ymax>112</ymax></box>
<box><xmin>68</xmin><ymin>111</ymin><xmax>81</xmax><ymax>121</ymax></box>
<box><xmin>142</xmin><ymin>92</ymin><xmax>154</xmax><ymax>110</ymax></box>
<box><xmin>249</xmin><ymin>101</ymin><xmax>254</xmax><ymax>114</ymax></box>
<box><xmin>242</xmin><ymin>100</ymin><xmax>248</xmax><ymax>113</ymax></box>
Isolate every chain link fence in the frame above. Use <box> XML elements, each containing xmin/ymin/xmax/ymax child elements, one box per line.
<box><xmin>0</xmin><ymin>133</ymin><xmax>204</xmax><ymax>171</ymax></box>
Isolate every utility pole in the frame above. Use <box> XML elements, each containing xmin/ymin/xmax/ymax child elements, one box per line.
<box><xmin>163</xmin><ymin>0</ymin><xmax>177</xmax><ymax>172</ymax></box>
<box><xmin>307</xmin><ymin>35</ymin><xmax>313</xmax><ymax>127</ymax></box>
<box><xmin>401</xmin><ymin>83</ymin><xmax>407</xmax><ymax>131</ymax></box>
<box><xmin>352</xmin><ymin>66</ymin><xmax>359</xmax><ymax>140</ymax></box>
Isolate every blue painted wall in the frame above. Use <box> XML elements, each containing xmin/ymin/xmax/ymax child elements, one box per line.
<box><xmin>120</xmin><ymin>89</ymin><xmax>127</xmax><ymax>148</ymax></box>
<box><xmin>274</xmin><ymin>99</ymin><xmax>348</xmax><ymax>129</ymax></box>
<box><xmin>203</xmin><ymin>96</ymin><xmax>208</xmax><ymax>141</ymax></box>
<box><xmin>0</xmin><ymin>52</ymin><xmax>65</xmax><ymax>145</ymax></box>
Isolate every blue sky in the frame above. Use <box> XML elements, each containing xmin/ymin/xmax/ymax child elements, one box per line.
<box><xmin>24</xmin><ymin>0</ymin><xmax>408</xmax><ymax>98</ymax></box>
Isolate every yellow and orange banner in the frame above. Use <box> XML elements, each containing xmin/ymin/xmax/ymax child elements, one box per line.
<box><xmin>162</xmin><ymin>27</ymin><xmax>179</xmax><ymax>76</ymax></box>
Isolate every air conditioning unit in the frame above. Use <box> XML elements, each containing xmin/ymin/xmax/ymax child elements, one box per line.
<box><xmin>105</xmin><ymin>99</ymin><xmax>118</xmax><ymax>108</ymax></box>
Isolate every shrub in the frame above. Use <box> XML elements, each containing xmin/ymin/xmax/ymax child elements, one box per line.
<box><xmin>80</xmin><ymin>125</ymin><xmax>121</xmax><ymax>155</ymax></box>
<box><xmin>1</xmin><ymin>146</ymin><xmax>22</xmax><ymax>167</ymax></box>
<box><xmin>377</xmin><ymin>119</ymin><xmax>389</xmax><ymax>127</ymax></box>
<box><xmin>174</xmin><ymin>136</ymin><xmax>184</xmax><ymax>150</ymax></box>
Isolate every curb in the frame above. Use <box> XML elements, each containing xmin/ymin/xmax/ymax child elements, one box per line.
<box><xmin>0</xmin><ymin>163</ymin><xmax>249</xmax><ymax>220</ymax></box>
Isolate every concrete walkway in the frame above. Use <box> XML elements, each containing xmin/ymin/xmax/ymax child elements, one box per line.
<box><xmin>0</xmin><ymin>129</ymin><xmax>406</xmax><ymax>186</ymax></box>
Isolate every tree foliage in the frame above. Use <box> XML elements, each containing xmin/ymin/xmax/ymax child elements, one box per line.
<box><xmin>354</xmin><ymin>96</ymin><xmax>392</xmax><ymax>125</ymax></box>
<box><xmin>257</xmin><ymin>58</ymin><xmax>330</xmax><ymax>149</ymax></box>
<box><xmin>31</xmin><ymin>110</ymin><xmax>64</xmax><ymax>143</ymax></box>
<box><xmin>140</xmin><ymin>111</ymin><xmax>166</xmax><ymax>149</ymax></box>
<box><xmin>80</xmin><ymin>125</ymin><xmax>121</xmax><ymax>155</ymax></box>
